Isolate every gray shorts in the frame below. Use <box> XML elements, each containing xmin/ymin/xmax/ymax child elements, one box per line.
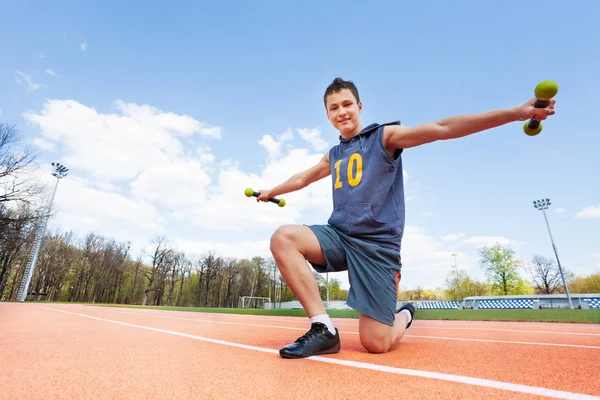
<box><xmin>307</xmin><ymin>224</ymin><xmax>402</xmax><ymax>326</ymax></box>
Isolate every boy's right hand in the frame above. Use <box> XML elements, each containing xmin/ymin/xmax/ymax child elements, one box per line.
<box><xmin>256</xmin><ymin>189</ymin><xmax>273</xmax><ymax>202</ymax></box>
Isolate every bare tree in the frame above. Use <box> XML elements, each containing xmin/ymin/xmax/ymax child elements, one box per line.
<box><xmin>0</xmin><ymin>122</ymin><xmax>43</xmax><ymax>209</ymax></box>
<box><xmin>0</xmin><ymin>204</ymin><xmax>40</xmax><ymax>299</ymax></box>
<box><xmin>202</xmin><ymin>251</ymin><xmax>222</xmax><ymax>307</ymax></box>
<box><xmin>129</xmin><ymin>252</ymin><xmax>144</xmax><ymax>303</ymax></box>
<box><xmin>166</xmin><ymin>251</ymin><xmax>185</xmax><ymax>306</ymax></box>
<box><xmin>142</xmin><ymin>236</ymin><xmax>174</xmax><ymax>306</ymax></box>
<box><xmin>175</xmin><ymin>257</ymin><xmax>192</xmax><ymax>306</ymax></box>
<box><xmin>221</xmin><ymin>257</ymin><xmax>238</xmax><ymax>308</ymax></box>
<box><xmin>529</xmin><ymin>255</ymin><xmax>563</xmax><ymax>294</ymax></box>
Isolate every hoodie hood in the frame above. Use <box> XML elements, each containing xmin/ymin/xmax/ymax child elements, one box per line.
<box><xmin>338</xmin><ymin>121</ymin><xmax>401</xmax><ymax>154</ymax></box>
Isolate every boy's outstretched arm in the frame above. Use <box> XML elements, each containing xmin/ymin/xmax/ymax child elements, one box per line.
<box><xmin>256</xmin><ymin>151</ymin><xmax>331</xmax><ymax>202</ymax></box>
<box><xmin>383</xmin><ymin>97</ymin><xmax>556</xmax><ymax>150</ymax></box>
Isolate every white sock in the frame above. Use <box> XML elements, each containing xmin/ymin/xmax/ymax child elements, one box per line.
<box><xmin>310</xmin><ymin>314</ymin><xmax>336</xmax><ymax>335</ymax></box>
<box><xmin>400</xmin><ymin>309</ymin><xmax>412</xmax><ymax>325</ymax></box>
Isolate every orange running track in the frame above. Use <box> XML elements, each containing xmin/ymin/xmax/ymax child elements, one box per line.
<box><xmin>1</xmin><ymin>303</ymin><xmax>599</xmax><ymax>399</ymax></box>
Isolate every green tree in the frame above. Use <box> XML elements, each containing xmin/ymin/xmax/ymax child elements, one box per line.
<box><xmin>444</xmin><ymin>269</ymin><xmax>491</xmax><ymax>300</ymax></box>
<box><xmin>478</xmin><ymin>243</ymin><xmax>524</xmax><ymax>295</ymax></box>
<box><xmin>569</xmin><ymin>273</ymin><xmax>600</xmax><ymax>293</ymax></box>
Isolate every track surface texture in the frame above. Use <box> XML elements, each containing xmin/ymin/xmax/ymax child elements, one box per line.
<box><xmin>1</xmin><ymin>303</ymin><xmax>599</xmax><ymax>399</ymax></box>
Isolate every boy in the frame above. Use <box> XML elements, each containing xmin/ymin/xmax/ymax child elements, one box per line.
<box><xmin>256</xmin><ymin>78</ymin><xmax>556</xmax><ymax>358</ymax></box>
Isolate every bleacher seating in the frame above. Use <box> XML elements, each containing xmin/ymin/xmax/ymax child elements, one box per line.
<box><xmin>586</xmin><ymin>298</ymin><xmax>600</xmax><ymax>309</ymax></box>
<box><xmin>478</xmin><ymin>299</ymin><xmax>534</xmax><ymax>309</ymax></box>
<box><xmin>417</xmin><ymin>301</ymin><xmax>460</xmax><ymax>310</ymax></box>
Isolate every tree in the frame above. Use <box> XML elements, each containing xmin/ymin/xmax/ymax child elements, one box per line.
<box><xmin>0</xmin><ymin>122</ymin><xmax>43</xmax><ymax>209</ymax></box>
<box><xmin>142</xmin><ymin>236</ymin><xmax>174</xmax><ymax>306</ymax></box>
<box><xmin>0</xmin><ymin>203</ymin><xmax>41</xmax><ymax>299</ymax></box>
<box><xmin>528</xmin><ymin>255</ymin><xmax>563</xmax><ymax>294</ymax></box>
<box><xmin>569</xmin><ymin>273</ymin><xmax>600</xmax><ymax>294</ymax></box>
<box><xmin>478</xmin><ymin>243</ymin><xmax>524</xmax><ymax>295</ymax></box>
<box><xmin>444</xmin><ymin>269</ymin><xmax>490</xmax><ymax>300</ymax></box>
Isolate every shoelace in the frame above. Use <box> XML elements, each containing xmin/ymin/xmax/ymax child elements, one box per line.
<box><xmin>295</xmin><ymin>325</ymin><xmax>325</xmax><ymax>344</ymax></box>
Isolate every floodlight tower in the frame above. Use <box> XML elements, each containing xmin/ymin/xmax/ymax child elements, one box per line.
<box><xmin>532</xmin><ymin>198</ymin><xmax>573</xmax><ymax>309</ymax></box>
<box><xmin>451</xmin><ymin>253</ymin><xmax>459</xmax><ymax>278</ymax></box>
<box><xmin>17</xmin><ymin>162</ymin><xmax>69</xmax><ymax>302</ymax></box>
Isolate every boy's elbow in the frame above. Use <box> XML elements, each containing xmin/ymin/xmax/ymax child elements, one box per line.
<box><xmin>429</xmin><ymin>122</ymin><xmax>451</xmax><ymax>140</ymax></box>
<box><xmin>295</xmin><ymin>174</ymin><xmax>309</xmax><ymax>189</ymax></box>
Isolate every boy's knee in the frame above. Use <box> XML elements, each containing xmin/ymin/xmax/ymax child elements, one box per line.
<box><xmin>359</xmin><ymin>332</ymin><xmax>392</xmax><ymax>354</ymax></box>
<box><xmin>270</xmin><ymin>225</ymin><xmax>294</xmax><ymax>250</ymax></box>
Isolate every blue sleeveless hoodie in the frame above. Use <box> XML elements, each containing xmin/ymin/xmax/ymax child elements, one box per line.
<box><xmin>327</xmin><ymin>122</ymin><xmax>405</xmax><ymax>250</ymax></box>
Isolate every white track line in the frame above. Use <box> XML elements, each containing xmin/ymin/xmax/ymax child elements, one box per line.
<box><xmin>89</xmin><ymin>305</ymin><xmax>600</xmax><ymax>335</ymax></box>
<box><xmin>33</xmin><ymin>306</ymin><xmax>599</xmax><ymax>400</ymax></box>
<box><xmin>63</xmin><ymin>304</ymin><xmax>600</xmax><ymax>335</ymax></box>
<box><xmin>82</xmin><ymin>308</ymin><xmax>600</xmax><ymax>350</ymax></box>
<box><xmin>413</xmin><ymin>327</ymin><xmax>600</xmax><ymax>337</ymax></box>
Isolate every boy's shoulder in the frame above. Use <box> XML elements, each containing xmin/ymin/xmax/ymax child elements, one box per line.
<box><xmin>362</xmin><ymin>121</ymin><xmax>401</xmax><ymax>136</ymax></box>
<box><xmin>335</xmin><ymin>121</ymin><xmax>402</xmax><ymax>144</ymax></box>
<box><xmin>358</xmin><ymin>121</ymin><xmax>402</xmax><ymax>140</ymax></box>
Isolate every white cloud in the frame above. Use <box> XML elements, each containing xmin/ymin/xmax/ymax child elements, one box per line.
<box><xmin>575</xmin><ymin>205</ymin><xmax>600</xmax><ymax>219</ymax></box>
<box><xmin>258</xmin><ymin>128</ymin><xmax>294</xmax><ymax>160</ymax></box>
<box><xmin>23</xmin><ymin>99</ymin><xmax>221</xmax><ymax>181</ymax></box>
<box><xmin>23</xmin><ymin>98</ymin><xmax>331</xmax><ymax>254</ymax></box>
<box><xmin>441</xmin><ymin>233</ymin><xmax>465</xmax><ymax>242</ymax></box>
<box><xmin>130</xmin><ymin>159</ymin><xmax>212</xmax><ymax>208</ymax></box>
<box><xmin>15</xmin><ymin>70</ymin><xmax>45</xmax><ymax>91</ymax></box>
<box><xmin>280</xmin><ymin>129</ymin><xmax>294</xmax><ymax>141</ymax></box>
<box><xmin>32</xmin><ymin>168</ymin><xmax>166</xmax><ymax>243</ymax></box>
<box><xmin>32</xmin><ymin>138</ymin><xmax>56</xmax><ymax>151</ymax></box>
<box><xmin>171</xmin><ymin>238</ymin><xmax>272</xmax><ymax>260</ymax></box>
<box><xmin>259</xmin><ymin>135</ymin><xmax>281</xmax><ymax>159</ymax></box>
<box><xmin>170</xmin><ymin>147</ymin><xmax>332</xmax><ymax>232</ymax></box>
<box><xmin>398</xmin><ymin>226</ymin><xmax>479</xmax><ymax>289</ymax></box>
<box><xmin>591</xmin><ymin>253</ymin><xmax>600</xmax><ymax>268</ymax></box>
<box><xmin>571</xmin><ymin>253</ymin><xmax>600</xmax><ymax>277</ymax></box>
<box><xmin>464</xmin><ymin>236</ymin><xmax>521</xmax><ymax>248</ymax></box>
<box><xmin>297</xmin><ymin>128</ymin><xmax>328</xmax><ymax>151</ymax></box>
<box><xmin>554</xmin><ymin>207</ymin><xmax>567</xmax><ymax>215</ymax></box>
<box><xmin>45</xmin><ymin>69</ymin><xmax>58</xmax><ymax>77</ymax></box>
<box><xmin>80</xmin><ymin>41</ymin><xmax>88</xmax><ymax>51</ymax></box>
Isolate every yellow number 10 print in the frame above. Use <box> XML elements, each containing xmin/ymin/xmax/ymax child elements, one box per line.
<box><xmin>334</xmin><ymin>153</ymin><xmax>363</xmax><ymax>189</ymax></box>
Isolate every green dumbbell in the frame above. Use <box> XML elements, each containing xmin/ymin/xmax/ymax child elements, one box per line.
<box><xmin>523</xmin><ymin>80</ymin><xmax>558</xmax><ymax>136</ymax></box>
<box><xmin>244</xmin><ymin>188</ymin><xmax>286</xmax><ymax>207</ymax></box>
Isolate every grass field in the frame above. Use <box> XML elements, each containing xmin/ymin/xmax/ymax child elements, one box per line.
<box><xmin>86</xmin><ymin>303</ymin><xmax>600</xmax><ymax>324</ymax></box>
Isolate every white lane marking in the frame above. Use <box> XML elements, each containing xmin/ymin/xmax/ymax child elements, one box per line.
<box><xmin>82</xmin><ymin>308</ymin><xmax>600</xmax><ymax>350</ymax></box>
<box><xmin>34</xmin><ymin>306</ymin><xmax>600</xmax><ymax>400</ymax></box>
<box><xmin>53</xmin><ymin>304</ymin><xmax>600</xmax><ymax>336</ymax></box>
<box><xmin>415</xmin><ymin>327</ymin><xmax>600</xmax><ymax>337</ymax></box>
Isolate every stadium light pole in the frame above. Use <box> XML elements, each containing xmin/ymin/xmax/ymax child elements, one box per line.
<box><xmin>532</xmin><ymin>198</ymin><xmax>573</xmax><ymax>309</ymax></box>
<box><xmin>17</xmin><ymin>162</ymin><xmax>69</xmax><ymax>302</ymax></box>
<box><xmin>451</xmin><ymin>253</ymin><xmax>460</xmax><ymax>301</ymax></box>
<box><xmin>451</xmin><ymin>253</ymin><xmax>459</xmax><ymax>278</ymax></box>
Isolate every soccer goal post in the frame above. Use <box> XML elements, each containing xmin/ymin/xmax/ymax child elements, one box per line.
<box><xmin>238</xmin><ymin>296</ymin><xmax>271</xmax><ymax>309</ymax></box>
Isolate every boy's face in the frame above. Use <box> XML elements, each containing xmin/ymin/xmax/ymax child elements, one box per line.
<box><xmin>325</xmin><ymin>89</ymin><xmax>362</xmax><ymax>137</ymax></box>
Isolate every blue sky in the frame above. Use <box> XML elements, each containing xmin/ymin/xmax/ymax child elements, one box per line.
<box><xmin>1</xmin><ymin>0</ymin><xmax>598</xmax><ymax>291</ymax></box>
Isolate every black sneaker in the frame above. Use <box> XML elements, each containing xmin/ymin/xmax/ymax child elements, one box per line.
<box><xmin>396</xmin><ymin>303</ymin><xmax>416</xmax><ymax>328</ymax></box>
<box><xmin>279</xmin><ymin>322</ymin><xmax>340</xmax><ymax>359</ymax></box>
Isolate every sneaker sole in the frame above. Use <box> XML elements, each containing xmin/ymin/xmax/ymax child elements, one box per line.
<box><xmin>279</xmin><ymin>342</ymin><xmax>341</xmax><ymax>359</ymax></box>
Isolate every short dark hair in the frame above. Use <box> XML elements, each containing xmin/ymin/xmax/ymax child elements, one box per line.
<box><xmin>323</xmin><ymin>77</ymin><xmax>360</xmax><ymax>108</ymax></box>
